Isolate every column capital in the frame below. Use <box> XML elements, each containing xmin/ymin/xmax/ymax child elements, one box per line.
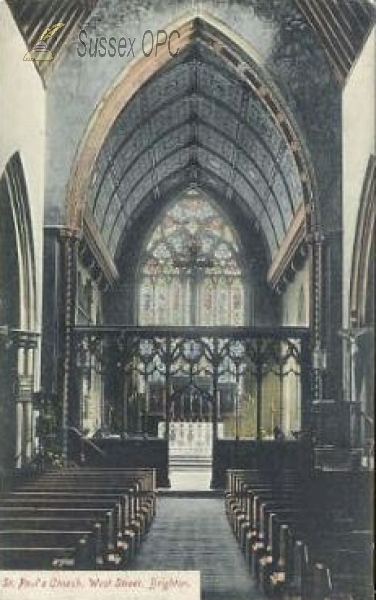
<box><xmin>306</xmin><ymin>231</ymin><xmax>325</xmax><ymax>245</ymax></box>
<box><xmin>14</xmin><ymin>331</ymin><xmax>39</xmax><ymax>350</ymax></box>
<box><xmin>59</xmin><ymin>227</ymin><xmax>81</xmax><ymax>243</ymax></box>
<box><xmin>0</xmin><ymin>327</ymin><xmax>39</xmax><ymax>350</ymax></box>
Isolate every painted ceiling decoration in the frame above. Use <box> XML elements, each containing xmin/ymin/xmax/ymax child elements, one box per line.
<box><xmin>86</xmin><ymin>33</ymin><xmax>305</xmax><ymax>264</ymax></box>
<box><xmin>6</xmin><ymin>0</ymin><xmax>374</xmax><ymax>83</ymax></box>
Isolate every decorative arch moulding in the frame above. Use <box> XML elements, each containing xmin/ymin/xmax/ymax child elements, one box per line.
<box><xmin>349</xmin><ymin>154</ymin><xmax>375</xmax><ymax>327</ymax></box>
<box><xmin>267</xmin><ymin>203</ymin><xmax>307</xmax><ymax>291</ymax></box>
<box><xmin>192</xmin><ymin>17</ymin><xmax>316</xmax><ymax>202</ymax></box>
<box><xmin>82</xmin><ymin>211</ymin><xmax>119</xmax><ymax>288</ymax></box>
<box><xmin>2</xmin><ymin>152</ymin><xmax>38</xmax><ymax>333</ymax></box>
<box><xmin>67</xmin><ymin>12</ymin><xmax>318</xmax><ymax>243</ymax></box>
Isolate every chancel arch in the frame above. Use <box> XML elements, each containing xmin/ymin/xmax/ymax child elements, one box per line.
<box><xmin>71</xmin><ymin>14</ymin><xmax>320</xmax><ymax>323</ymax></box>
<box><xmin>60</xmin><ymin>13</ymin><xmax>321</xmax><ymax>471</ymax></box>
<box><xmin>67</xmin><ymin>14</ymin><xmax>318</xmax><ymax>236</ymax></box>
<box><xmin>63</xmin><ymin>16</ymin><xmax>326</xmax><ymax>399</ymax></box>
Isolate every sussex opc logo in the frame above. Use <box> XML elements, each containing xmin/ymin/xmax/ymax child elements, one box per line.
<box><xmin>24</xmin><ymin>23</ymin><xmax>65</xmax><ymax>62</ymax></box>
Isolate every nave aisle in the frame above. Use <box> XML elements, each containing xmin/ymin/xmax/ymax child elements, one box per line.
<box><xmin>131</xmin><ymin>497</ymin><xmax>265</xmax><ymax>600</ymax></box>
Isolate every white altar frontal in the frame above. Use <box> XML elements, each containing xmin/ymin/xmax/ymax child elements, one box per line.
<box><xmin>158</xmin><ymin>421</ymin><xmax>224</xmax><ymax>457</ymax></box>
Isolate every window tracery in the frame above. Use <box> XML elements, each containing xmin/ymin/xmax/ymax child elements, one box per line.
<box><xmin>139</xmin><ymin>193</ymin><xmax>245</xmax><ymax>326</ymax></box>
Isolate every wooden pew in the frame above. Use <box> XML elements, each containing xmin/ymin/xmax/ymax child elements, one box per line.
<box><xmin>0</xmin><ymin>468</ymin><xmax>157</xmax><ymax>570</ymax></box>
<box><xmin>230</xmin><ymin>479</ymin><xmax>302</xmax><ymax>547</ymax></box>
<box><xmin>258</xmin><ymin>509</ymin><xmax>306</xmax><ymax>591</ymax></box>
<box><xmin>226</xmin><ymin>469</ymin><xmax>303</xmax><ymax>585</ymax></box>
<box><xmin>267</xmin><ymin>512</ymin><xmax>358</xmax><ymax>595</ymax></box>
<box><xmin>17</xmin><ymin>484</ymin><xmax>154</xmax><ymax>537</ymax></box>
<box><xmin>20</xmin><ymin>469</ymin><xmax>156</xmax><ymax>533</ymax></box>
<box><xmin>0</xmin><ymin>507</ymin><xmax>118</xmax><ymax>566</ymax></box>
<box><xmin>283</xmin><ymin>530</ymin><xmax>373</xmax><ymax>600</ymax></box>
<box><xmin>312</xmin><ymin>548</ymin><xmax>373</xmax><ymax>600</ymax></box>
<box><xmin>248</xmin><ymin>499</ymin><xmax>302</xmax><ymax>578</ymax></box>
<box><xmin>0</xmin><ymin>547</ymin><xmax>80</xmax><ymax>569</ymax></box>
<box><xmin>0</xmin><ymin>498</ymin><xmax>123</xmax><ymax>534</ymax></box>
<box><xmin>0</xmin><ymin>507</ymin><xmax>115</xmax><ymax>548</ymax></box>
<box><xmin>2</xmin><ymin>491</ymin><xmax>140</xmax><ymax>558</ymax></box>
<box><xmin>226</xmin><ymin>469</ymin><xmax>300</xmax><ymax>521</ymax></box>
<box><xmin>0</xmin><ymin>517</ymin><xmax>107</xmax><ymax>563</ymax></box>
<box><xmin>0</xmin><ymin>530</ymin><xmax>96</xmax><ymax>569</ymax></box>
<box><xmin>14</xmin><ymin>480</ymin><xmax>154</xmax><ymax>546</ymax></box>
<box><xmin>226</xmin><ymin>468</ymin><xmax>373</xmax><ymax>600</ymax></box>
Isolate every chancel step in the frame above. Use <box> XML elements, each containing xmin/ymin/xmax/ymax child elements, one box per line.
<box><xmin>169</xmin><ymin>455</ymin><xmax>212</xmax><ymax>470</ymax></box>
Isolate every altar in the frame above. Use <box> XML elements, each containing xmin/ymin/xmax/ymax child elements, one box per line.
<box><xmin>158</xmin><ymin>421</ymin><xmax>224</xmax><ymax>457</ymax></box>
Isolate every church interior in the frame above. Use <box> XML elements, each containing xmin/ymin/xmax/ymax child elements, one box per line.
<box><xmin>0</xmin><ymin>0</ymin><xmax>374</xmax><ymax>598</ymax></box>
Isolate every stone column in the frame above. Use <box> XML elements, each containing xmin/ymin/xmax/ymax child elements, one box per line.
<box><xmin>59</xmin><ymin>229</ymin><xmax>79</xmax><ymax>463</ymax></box>
<box><xmin>309</xmin><ymin>226</ymin><xmax>346</xmax><ymax>447</ymax></box>
<box><xmin>14</xmin><ymin>333</ymin><xmax>38</xmax><ymax>468</ymax></box>
<box><xmin>322</xmin><ymin>230</ymin><xmax>343</xmax><ymax>404</ymax></box>
<box><xmin>210</xmin><ymin>338</ymin><xmax>219</xmax><ymax>488</ymax></box>
<box><xmin>24</xmin><ymin>345</ymin><xmax>36</xmax><ymax>460</ymax></box>
<box><xmin>308</xmin><ymin>231</ymin><xmax>324</xmax><ymax>403</ymax></box>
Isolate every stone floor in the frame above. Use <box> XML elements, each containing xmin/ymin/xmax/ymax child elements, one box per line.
<box><xmin>131</xmin><ymin>497</ymin><xmax>266</xmax><ymax>600</ymax></box>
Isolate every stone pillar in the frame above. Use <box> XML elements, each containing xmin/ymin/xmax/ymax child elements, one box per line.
<box><xmin>308</xmin><ymin>231</ymin><xmax>324</xmax><ymax>403</ymax></box>
<box><xmin>15</xmin><ymin>401</ymin><xmax>23</xmax><ymax>469</ymax></box>
<box><xmin>42</xmin><ymin>227</ymin><xmax>79</xmax><ymax>464</ymax></box>
<box><xmin>14</xmin><ymin>333</ymin><xmax>38</xmax><ymax>468</ymax></box>
<box><xmin>322</xmin><ymin>231</ymin><xmax>343</xmax><ymax>404</ymax></box>
<box><xmin>210</xmin><ymin>339</ymin><xmax>219</xmax><ymax>488</ymax></box>
<box><xmin>300</xmin><ymin>333</ymin><xmax>312</xmax><ymax>436</ymax></box>
<box><xmin>24</xmin><ymin>345</ymin><xmax>36</xmax><ymax>461</ymax></box>
<box><xmin>25</xmin><ymin>400</ymin><xmax>34</xmax><ymax>460</ymax></box>
<box><xmin>163</xmin><ymin>337</ymin><xmax>172</xmax><ymax>487</ymax></box>
<box><xmin>309</xmin><ymin>226</ymin><xmax>346</xmax><ymax>448</ymax></box>
<box><xmin>41</xmin><ymin>228</ymin><xmax>64</xmax><ymax>416</ymax></box>
<box><xmin>60</xmin><ymin>229</ymin><xmax>79</xmax><ymax>463</ymax></box>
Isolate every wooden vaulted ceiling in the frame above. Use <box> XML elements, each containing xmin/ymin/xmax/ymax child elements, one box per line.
<box><xmin>6</xmin><ymin>0</ymin><xmax>375</xmax><ymax>84</ymax></box>
<box><xmin>87</xmin><ymin>37</ymin><xmax>305</xmax><ymax>264</ymax></box>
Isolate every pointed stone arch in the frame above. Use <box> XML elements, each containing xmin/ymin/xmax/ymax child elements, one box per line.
<box><xmin>66</xmin><ymin>12</ymin><xmax>318</xmax><ymax>236</ymax></box>
<box><xmin>1</xmin><ymin>151</ymin><xmax>37</xmax><ymax>332</ymax></box>
<box><xmin>65</xmin><ymin>11</ymin><xmax>331</xmax><ymax>407</ymax></box>
<box><xmin>0</xmin><ymin>151</ymin><xmax>38</xmax><ymax>468</ymax></box>
<box><xmin>349</xmin><ymin>155</ymin><xmax>375</xmax><ymax>328</ymax></box>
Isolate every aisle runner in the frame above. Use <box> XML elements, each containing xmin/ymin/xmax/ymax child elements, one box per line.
<box><xmin>131</xmin><ymin>498</ymin><xmax>265</xmax><ymax>600</ymax></box>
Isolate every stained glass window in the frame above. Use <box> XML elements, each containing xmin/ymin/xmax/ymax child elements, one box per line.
<box><xmin>139</xmin><ymin>192</ymin><xmax>245</xmax><ymax>326</ymax></box>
